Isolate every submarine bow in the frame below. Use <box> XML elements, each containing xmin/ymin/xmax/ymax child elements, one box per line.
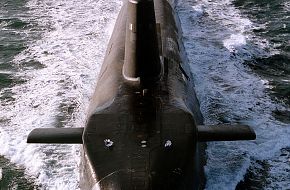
<box><xmin>27</xmin><ymin>0</ymin><xmax>256</xmax><ymax>189</ymax></box>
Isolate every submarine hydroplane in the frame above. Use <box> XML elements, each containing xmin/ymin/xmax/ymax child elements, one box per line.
<box><xmin>27</xmin><ymin>0</ymin><xmax>256</xmax><ymax>189</ymax></box>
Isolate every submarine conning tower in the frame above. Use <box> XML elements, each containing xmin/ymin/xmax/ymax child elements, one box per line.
<box><xmin>123</xmin><ymin>0</ymin><xmax>162</xmax><ymax>87</ymax></box>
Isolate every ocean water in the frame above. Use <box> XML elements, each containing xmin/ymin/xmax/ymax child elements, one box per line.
<box><xmin>0</xmin><ymin>0</ymin><xmax>289</xmax><ymax>189</ymax></box>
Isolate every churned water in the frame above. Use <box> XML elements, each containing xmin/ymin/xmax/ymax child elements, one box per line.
<box><xmin>0</xmin><ymin>0</ymin><xmax>121</xmax><ymax>189</ymax></box>
<box><xmin>176</xmin><ymin>0</ymin><xmax>290</xmax><ymax>189</ymax></box>
<box><xmin>0</xmin><ymin>0</ymin><xmax>289</xmax><ymax>189</ymax></box>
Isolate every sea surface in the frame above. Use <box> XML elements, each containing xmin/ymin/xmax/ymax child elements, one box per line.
<box><xmin>0</xmin><ymin>0</ymin><xmax>289</xmax><ymax>189</ymax></box>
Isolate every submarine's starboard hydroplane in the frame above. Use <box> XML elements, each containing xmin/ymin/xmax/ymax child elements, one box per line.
<box><xmin>27</xmin><ymin>0</ymin><xmax>256</xmax><ymax>189</ymax></box>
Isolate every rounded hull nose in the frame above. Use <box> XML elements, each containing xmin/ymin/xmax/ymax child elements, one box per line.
<box><xmin>81</xmin><ymin>111</ymin><xmax>204</xmax><ymax>190</ymax></box>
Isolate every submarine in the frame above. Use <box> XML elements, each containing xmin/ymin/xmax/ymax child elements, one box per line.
<box><xmin>27</xmin><ymin>0</ymin><xmax>256</xmax><ymax>189</ymax></box>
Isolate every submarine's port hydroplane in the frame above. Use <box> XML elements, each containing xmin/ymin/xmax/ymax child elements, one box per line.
<box><xmin>27</xmin><ymin>0</ymin><xmax>256</xmax><ymax>189</ymax></box>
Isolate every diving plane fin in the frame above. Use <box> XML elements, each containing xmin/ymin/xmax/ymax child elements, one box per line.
<box><xmin>197</xmin><ymin>124</ymin><xmax>256</xmax><ymax>141</ymax></box>
<box><xmin>27</xmin><ymin>128</ymin><xmax>84</xmax><ymax>144</ymax></box>
<box><xmin>27</xmin><ymin>125</ymin><xmax>255</xmax><ymax>144</ymax></box>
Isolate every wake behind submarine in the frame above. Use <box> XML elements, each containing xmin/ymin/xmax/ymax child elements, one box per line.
<box><xmin>27</xmin><ymin>0</ymin><xmax>256</xmax><ymax>189</ymax></box>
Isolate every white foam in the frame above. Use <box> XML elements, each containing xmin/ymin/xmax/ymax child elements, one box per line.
<box><xmin>0</xmin><ymin>0</ymin><xmax>121</xmax><ymax>189</ymax></box>
<box><xmin>223</xmin><ymin>34</ymin><xmax>247</xmax><ymax>52</ymax></box>
<box><xmin>284</xmin><ymin>2</ymin><xmax>290</xmax><ymax>11</ymax></box>
<box><xmin>176</xmin><ymin>0</ymin><xmax>290</xmax><ymax>189</ymax></box>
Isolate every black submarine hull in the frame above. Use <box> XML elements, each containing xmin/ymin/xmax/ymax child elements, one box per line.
<box><xmin>80</xmin><ymin>0</ymin><xmax>205</xmax><ymax>189</ymax></box>
<box><xmin>27</xmin><ymin>0</ymin><xmax>256</xmax><ymax>189</ymax></box>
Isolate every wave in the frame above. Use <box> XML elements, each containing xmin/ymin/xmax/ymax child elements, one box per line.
<box><xmin>175</xmin><ymin>0</ymin><xmax>290</xmax><ymax>189</ymax></box>
<box><xmin>0</xmin><ymin>0</ymin><xmax>121</xmax><ymax>189</ymax></box>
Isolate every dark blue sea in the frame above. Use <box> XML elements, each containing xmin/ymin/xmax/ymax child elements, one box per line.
<box><xmin>0</xmin><ymin>0</ymin><xmax>289</xmax><ymax>189</ymax></box>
